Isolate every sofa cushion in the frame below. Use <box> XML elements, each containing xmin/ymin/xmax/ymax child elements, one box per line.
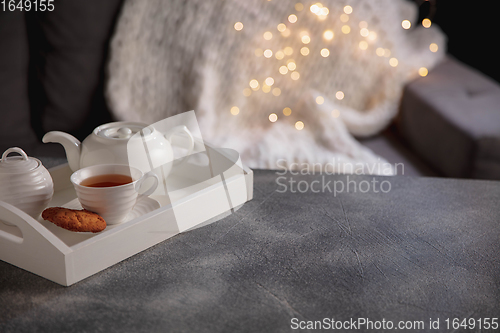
<box><xmin>0</xmin><ymin>11</ymin><xmax>39</xmax><ymax>155</ymax></box>
<box><xmin>360</xmin><ymin>127</ymin><xmax>439</xmax><ymax>177</ymax></box>
<box><xmin>25</xmin><ymin>0</ymin><xmax>123</xmax><ymax>141</ymax></box>
<box><xmin>399</xmin><ymin>57</ymin><xmax>500</xmax><ymax>179</ymax></box>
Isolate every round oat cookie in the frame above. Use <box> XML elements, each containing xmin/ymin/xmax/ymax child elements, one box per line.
<box><xmin>42</xmin><ymin>207</ymin><xmax>107</xmax><ymax>233</ymax></box>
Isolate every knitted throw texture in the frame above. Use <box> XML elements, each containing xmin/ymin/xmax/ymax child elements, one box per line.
<box><xmin>106</xmin><ymin>0</ymin><xmax>445</xmax><ymax>174</ymax></box>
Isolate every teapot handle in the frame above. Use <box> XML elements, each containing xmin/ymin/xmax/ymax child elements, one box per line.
<box><xmin>1</xmin><ymin>147</ymin><xmax>29</xmax><ymax>161</ymax></box>
<box><xmin>164</xmin><ymin>126</ymin><xmax>195</xmax><ymax>166</ymax></box>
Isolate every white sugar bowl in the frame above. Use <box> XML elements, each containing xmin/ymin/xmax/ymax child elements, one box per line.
<box><xmin>0</xmin><ymin>147</ymin><xmax>54</xmax><ymax>218</ymax></box>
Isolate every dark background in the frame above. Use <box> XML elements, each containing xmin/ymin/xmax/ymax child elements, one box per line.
<box><xmin>418</xmin><ymin>0</ymin><xmax>500</xmax><ymax>83</ymax></box>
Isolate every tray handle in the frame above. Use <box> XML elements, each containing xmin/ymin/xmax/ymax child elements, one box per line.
<box><xmin>0</xmin><ymin>201</ymin><xmax>70</xmax><ymax>252</ymax></box>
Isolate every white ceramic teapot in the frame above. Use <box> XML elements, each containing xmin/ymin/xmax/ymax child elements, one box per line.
<box><xmin>0</xmin><ymin>147</ymin><xmax>54</xmax><ymax>218</ymax></box>
<box><xmin>42</xmin><ymin>122</ymin><xmax>195</xmax><ymax>177</ymax></box>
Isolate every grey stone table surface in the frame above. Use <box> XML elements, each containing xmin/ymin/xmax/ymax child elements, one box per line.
<box><xmin>1</xmin><ymin>168</ymin><xmax>500</xmax><ymax>333</ymax></box>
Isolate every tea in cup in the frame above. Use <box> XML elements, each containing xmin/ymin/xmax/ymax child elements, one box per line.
<box><xmin>70</xmin><ymin>164</ymin><xmax>159</xmax><ymax>225</ymax></box>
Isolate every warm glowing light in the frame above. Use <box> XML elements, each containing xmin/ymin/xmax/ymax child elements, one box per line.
<box><xmin>335</xmin><ymin>91</ymin><xmax>344</xmax><ymax>100</ymax></box>
<box><xmin>291</xmin><ymin>71</ymin><xmax>300</xmax><ymax>80</ymax></box>
<box><xmin>340</xmin><ymin>13</ymin><xmax>349</xmax><ymax>22</ymax></box>
<box><xmin>281</xmin><ymin>28</ymin><xmax>291</xmax><ymax>37</ymax></box>
<box><xmin>269</xmin><ymin>113</ymin><xmax>278</xmax><ymax>122</ymax></box>
<box><xmin>389</xmin><ymin>57</ymin><xmax>398</xmax><ymax>67</ymax></box>
<box><xmin>277</xmin><ymin>23</ymin><xmax>287</xmax><ymax>32</ymax></box>
<box><xmin>230</xmin><ymin>106</ymin><xmax>240</xmax><ymax>115</ymax></box>
<box><xmin>316</xmin><ymin>96</ymin><xmax>324</xmax><ymax>104</ymax></box>
<box><xmin>319</xmin><ymin>7</ymin><xmax>329</xmax><ymax>16</ymax></box>
<box><xmin>300</xmin><ymin>47</ymin><xmax>310</xmax><ymax>56</ymax></box>
<box><xmin>295</xmin><ymin>3</ymin><xmax>304</xmax><ymax>11</ymax></box>
<box><xmin>422</xmin><ymin>18</ymin><xmax>432</xmax><ymax>28</ymax></box>
<box><xmin>344</xmin><ymin>5</ymin><xmax>353</xmax><ymax>14</ymax></box>
<box><xmin>272</xmin><ymin>88</ymin><xmax>281</xmax><ymax>96</ymax></box>
<box><xmin>295</xmin><ymin>121</ymin><xmax>305</xmax><ymax>130</ymax></box>
<box><xmin>279</xmin><ymin>66</ymin><xmax>289</xmax><ymax>75</ymax></box>
<box><xmin>418</xmin><ymin>67</ymin><xmax>428</xmax><ymax>76</ymax></box>
<box><xmin>323</xmin><ymin>30</ymin><xmax>334</xmax><ymax>40</ymax></box>
<box><xmin>376</xmin><ymin>47</ymin><xmax>385</xmax><ymax>57</ymax></box>
<box><xmin>288</xmin><ymin>14</ymin><xmax>298</xmax><ymax>23</ymax></box>
<box><xmin>301</xmin><ymin>35</ymin><xmax>311</xmax><ymax>44</ymax></box>
<box><xmin>284</xmin><ymin>46</ymin><xmax>293</xmax><ymax>55</ymax></box>
<box><xmin>264</xmin><ymin>49</ymin><xmax>273</xmax><ymax>58</ymax></box>
<box><xmin>360</xmin><ymin>28</ymin><xmax>369</xmax><ymax>37</ymax></box>
<box><xmin>287</xmin><ymin>61</ymin><xmax>297</xmax><ymax>71</ymax></box>
<box><xmin>263</xmin><ymin>31</ymin><xmax>273</xmax><ymax>40</ymax></box>
<box><xmin>234</xmin><ymin>22</ymin><xmax>243</xmax><ymax>31</ymax></box>
<box><xmin>255</xmin><ymin>48</ymin><xmax>263</xmax><ymax>57</ymax></box>
<box><xmin>359</xmin><ymin>41</ymin><xmax>368</xmax><ymax>50</ymax></box>
<box><xmin>262</xmin><ymin>85</ymin><xmax>271</xmax><ymax>93</ymax></box>
<box><xmin>429</xmin><ymin>43</ymin><xmax>438</xmax><ymax>52</ymax></box>
<box><xmin>402</xmin><ymin>20</ymin><xmax>411</xmax><ymax>29</ymax></box>
<box><xmin>359</xmin><ymin>21</ymin><xmax>368</xmax><ymax>29</ymax></box>
<box><xmin>320</xmin><ymin>48</ymin><xmax>330</xmax><ymax>57</ymax></box>
<box><xmin>341</xmin><ymin>25</ymin><xmax>351</xmax><ymax>34</ymax></box>
<box><xmin>332</xmin><ymin>109</ymin><xmax>340</xmax><ymax>118</ymax></box>
<box><xmin>283</xmin><ymin>107</ymin><xmax>292</xmax><ymax>116</ymax></box>
<box><xmin>243</xmin><ymin>88</ymin><xmax>252</xmax><ymax>97</ymax></box>
<box><xmin>368</xmin><ymin>31</ymin><xmax>377</xmax><ymax>41</ymax></box>
<box><xmin>310</xmin><ymin>4</ymin><xmax>320</xmax><ymax>14</ymax></box>
<box><xmin>249</xmin><ymin>79</ymin><xmax>258</xmax><ymax>88</ymax></box>
<box><xmin>265</xmin><ymin>77</ymin><xmax>275</xmax><ymax>86</ymax></box>
<box><xmin>275</xmin><ymin>50</ymin><xmax>285</xmax><ymax>60</ymax></box>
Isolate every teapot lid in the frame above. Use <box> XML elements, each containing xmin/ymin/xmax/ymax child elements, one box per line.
<box><xmin>94</xmin><ymin>122</ymin><xmax>152</xmax><ymax>140</ymax></box>
<box><xmin>0</xmin><ymin>147</ymin><xmax>40</xmax><ymax>173</ymax></box>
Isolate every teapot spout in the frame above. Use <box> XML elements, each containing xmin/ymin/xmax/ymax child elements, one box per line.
<box><xmin>42</xmin><ymin>131</ymin><xmax>81</xmax><ymax>172</ymax></box>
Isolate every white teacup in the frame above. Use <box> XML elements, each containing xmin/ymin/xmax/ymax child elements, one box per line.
<box><xmin>70</xmin><ymin>164</ymin><xmax>159</xmax><ymax>225</ymax></box>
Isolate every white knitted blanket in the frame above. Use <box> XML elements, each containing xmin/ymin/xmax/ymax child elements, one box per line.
<box><xmin>106</xmin><ymin>0</ymin><xmax>445</xmax><ymax>174</ymax></box>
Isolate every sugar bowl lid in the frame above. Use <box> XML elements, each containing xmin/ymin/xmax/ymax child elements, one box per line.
<box><xmin>0</xmin><ymin>147</ymin><xmax>40</xmax><ymax>173</ymax></box>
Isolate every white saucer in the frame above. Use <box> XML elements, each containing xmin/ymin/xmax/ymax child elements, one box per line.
<box><xmin>61</xmin><ymin>196</ymin><xmax>161</xmax><ymax>233</ymax></box>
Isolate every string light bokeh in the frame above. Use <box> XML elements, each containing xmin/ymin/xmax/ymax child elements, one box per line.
<box><xmin>231</xmin><ymin>1</ymin><xmax>437</xmax><ymax>130</ymax></box>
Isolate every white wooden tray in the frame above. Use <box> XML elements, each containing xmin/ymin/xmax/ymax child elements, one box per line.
<box><xmin>0</xmin><ymin>144</ymin><xmax>253</xmax><ymax>286</ymax></box>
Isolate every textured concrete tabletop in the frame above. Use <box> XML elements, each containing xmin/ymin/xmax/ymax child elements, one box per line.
<box><xmin>1</xmin><ymin>170</ymin><xmax>499</xmax><ymax>332</ymax></box>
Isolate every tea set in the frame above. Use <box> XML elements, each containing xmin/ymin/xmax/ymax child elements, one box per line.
<box><xmin>0</xmin><ymin>121</ymin><xmax>195</xmax><ymax>227</ymax></box>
